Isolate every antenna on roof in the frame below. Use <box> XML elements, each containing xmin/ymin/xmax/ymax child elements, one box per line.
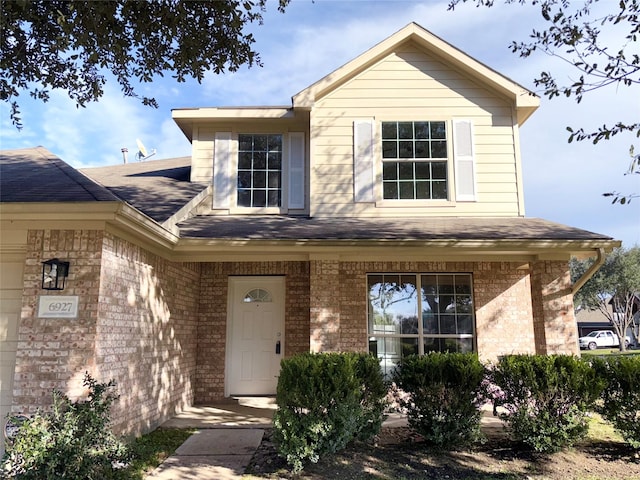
<box><xmin>136</xmin><ymin>138</ymin><xmax>156</xmax><ymax>161</ymax></box>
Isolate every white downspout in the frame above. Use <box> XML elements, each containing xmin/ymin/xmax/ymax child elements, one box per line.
<box><xmin>572</xmin><ymin>248</ymin><xmax>606</xmax><ymax>295</ymax></box>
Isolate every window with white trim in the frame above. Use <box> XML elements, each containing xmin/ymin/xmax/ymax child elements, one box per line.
<box><xmin>367</xmin><ymin>273</ymin><xmax>475</xmax><ymax>377</ymax></box>
<box><xmin>237</xmin><ymin>134</ymin><xmax>282</xmax><ymax>207</ymax></box>
<box><xmin>381</xmin><ymin>121</ymin><xmax>448</xmax><ymax>200</ymax></box>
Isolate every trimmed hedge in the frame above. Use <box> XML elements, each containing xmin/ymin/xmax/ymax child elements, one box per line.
<box><xmin>273</xmin><ymin>352</ymin><xmax>387</xmax><ymax>472</ymax></box>
<box><xmin>392</xmin><ymin>352</ymin><xmax>488</xmax><ymax>448</ymax></box>
<box><xmin>491</xmin><ymin>354</ymin><xmax>605</xmax><ymax>452</ymax></box>
<box><xmin>591</xmin><ymin>355</ymin><xmax>640</xmax><ymax>448</ymax></box>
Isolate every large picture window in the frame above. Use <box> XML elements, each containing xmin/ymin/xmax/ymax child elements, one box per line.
<box><xmin>367</xmin><ymin>273</ymin><xmax>475</xmax><ymax>377</ymax></box>
<box><xmin>381</xmin><ymin>121</ymin><xmax>447</xmax><ymax>200</ymax></box>
<box><xmin>237</xmin><ymin>134</ymin><xmax>282</xmax><ymax>207</ymax></box>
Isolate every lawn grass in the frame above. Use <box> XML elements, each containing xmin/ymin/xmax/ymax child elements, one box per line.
<box><xmin>114</xmin><ymin>428</ymin><xmax>194</xmax><ymax>479</ymax></box>
<box><xmin>580</xmin><ymin>348</ymin><xmax>640</xmax><ymax>357</ymax></box>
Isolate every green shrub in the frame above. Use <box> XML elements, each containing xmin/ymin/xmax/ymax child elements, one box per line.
<box><xmin>592</xmin><ymin>355</ymin><xmax>640</xmax><ymax>448</ymax></box>
<box><xmin>1</xmin><ymin>373</ymin><xmax>129</xmax><ymax>479</ymax></box>
<box><xmin>273</xmin><ymin>352</ymin><xmax>387</xmax><ymax>472</ymax></box>
<box><xmin>392</xmin><ymin>352</ymin><xmax>487</xmax><ymax>448</ymax></box>
<box><xmin>491</xmin><ymin>354</ymin><xmax>605</xmax><ymax>453</ymax></box>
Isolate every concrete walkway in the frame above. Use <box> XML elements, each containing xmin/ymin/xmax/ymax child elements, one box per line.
<box><xmin>145</xmin><ymin>398</ymin><xmax>276</xmax><ymax>479</ymax></box>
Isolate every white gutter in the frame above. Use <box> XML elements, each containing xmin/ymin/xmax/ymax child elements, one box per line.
<box><xmin>572</xmin><ymin>247</ymin><xmax>606</xmax><ymax>295</ymax></box>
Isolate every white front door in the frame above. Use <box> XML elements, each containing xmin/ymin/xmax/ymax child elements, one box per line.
<box><xmin>227</xmin><ymin>276</ymin><xmax>285</xmax><ymax>396</ymax></box>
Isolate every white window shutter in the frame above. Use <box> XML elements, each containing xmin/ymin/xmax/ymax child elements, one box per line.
<box><xmin>353</xmin><ymin>119</ymin><xmax>375</xmax><ymax>203</ymax></box>
<box><xmin>288</xmin><ymin>132</ymin><xmax>305</xmax><ymax>209</ymax></box>
<box><xmin>453</xmin><ymin>119</ymin><xmax>477</xmax><ymax>202</ymax></box>
<box><xmin>213</xmin><ymin>132</ymin><xmax>232</xmax><ymax>209</ymax></box>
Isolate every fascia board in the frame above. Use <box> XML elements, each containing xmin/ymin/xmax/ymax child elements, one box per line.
<box><xmin>171</xmin><ymin>237</ymin><xmax>620</xmax><ymax>262</ymax></box>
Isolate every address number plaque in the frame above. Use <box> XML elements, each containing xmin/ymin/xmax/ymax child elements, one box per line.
<box><xmin>38</xmin><ymin>295</ymin><xmax>79</xmax><ymax>318</ymax></box>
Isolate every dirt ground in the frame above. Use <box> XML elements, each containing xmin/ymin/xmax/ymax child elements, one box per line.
<box><xmin>246</xmin><ymin>426</ymin><xmax>640</xmax><ymax>480</ymax></box>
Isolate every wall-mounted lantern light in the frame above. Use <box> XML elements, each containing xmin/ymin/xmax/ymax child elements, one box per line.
<box><xmin>41</xmin><ymin>258</ymin><xmax>70</xmax><ymax>291</ymax></box>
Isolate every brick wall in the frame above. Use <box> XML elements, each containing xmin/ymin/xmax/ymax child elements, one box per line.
<box><xmin>195</xmin><ymin>262</ymin><xmax>309</xmax><ymax>403</ymax></box>
<box><xmin>97</xmin><ymin>233</ymin><xmax>201</xmax><ymax>435</ymax></box>
<box><xmin>530</xmin><ymin>260</ymin><xmax>578</xmax><ymax>355</ymax></box>
<box><xmin>13</xmin><ymin>230</ymin><xmax>103</xmax><ymax>413</ymax></box>
<box><xmin>13</xmin><ymin>229</ymin><xmax>202</xmax><ymax>437</ymax></box>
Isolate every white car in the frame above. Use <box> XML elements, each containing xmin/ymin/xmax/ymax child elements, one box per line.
<box><xmin>578</xmin><ymin>330</ymin><xmax>631</xmax><ymax>350</ymax></box>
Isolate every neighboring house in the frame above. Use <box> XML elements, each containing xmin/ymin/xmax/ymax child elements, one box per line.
<box><xmin>0</xmin><ymin>23</ymin><xmax>620</xmax><ymax>452</ymax></box>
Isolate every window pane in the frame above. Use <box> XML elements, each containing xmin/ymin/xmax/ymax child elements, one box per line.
<box><xmin>432</xmin><ymin>181</ymin><xmax>447</xmax><ymax>199</ymax></box>
<box><xmin>268</xmin><ymin>152</ymin><xmax>282</xmax><ymax>170</ymax></box>
<box><xmin>238</xmin><ymin>135</ymin><xmax>252</xmax><ymax>151</ymax></box>
<box><xmin>238</xmin><ymin>152</ymin><xmax>252</xmax><ymax>170</ymax></box>
<box><xmin>432</xmin><ymin>162</ymin><xmax>447</xmax><ymax>179</ymax></box>
<box><xmin>440</xmin><ymin>314</ymin><xmax>456</xmax><ymax>334</ymax></box>
<box><xmin>268</xmin><ymin>171</ymin><xmax>280</xmax><ymax>188</ymax></box>
<box><xmin>431</xmin><ymin>140</ymin><xmax>447</xmax><ymax>158</ymax></box>
<box><xmin>430</xmin><ymin>122</ymin><xmax>446</xmax><ymax>139</ymax></box>
<box><xmin>455</xmin><ymin>275</ymin><xmax>472</xmax><ymax>294</ymax></box>
<box><xmin>253</xmin><ymin>152</ymin><xmax>267</xmax><ymax>169</ymax></box>
<box><xmin>415</xmin><ymin>141</ymin><xmax>429</xmax><ymax>158</ymax></box>
<box><xmin>398</xmin><ymin>162</ymin><xmax>414</xmax><ymax>180</ymax></box>
<box><xmin>383</xmin><ymin>162</ymin><xmax>397</xmax><ymax>180</ymax></box>
<box><xmin>253</xmin><ymin>135</ymin><xmax>268</xmax><ymax>151</ymax></box>
<box><xmin>268</xmin><ymin>135</ymin><xmax>282</xmax><ymax>152</ymax></box>
<box><xmin>237</xmin><ymin>171</ymin><xmax>252</xmax><ymax>189</ymax></box>
<box><xmin>237</xmin><ymin>189</ymin><xmax>251</xmax><ymax>207</ymax></box>
<box><xmin>414</xmin><ymin>162</ymin><xmax>431</xmax><ymax>179</ymax></box>
<box><xmin>398</xmin><ymin>141</ymin><xmax>413</xmax><ymax>158</ymax></box>
<box><xmin>399</xmin><ymin>182</ymin><xmax>415</xmax><ymax>199</ymax></box>
<box><xmin>253</xmin><ymin>190</ymin><xmax>266</xmax><ymax>207</ymax></box>
<box><xmin>383</xmin><ymin>182</ymin><xmax>398</xmax><ymax>199</ymax></box>
<box><xmin>267</xmin><ymin>190</ymin><xmax>280</xmax><ymax>207</ymax></box>
<box><xmin>382</xmin><ymin>122</ymin><xmax>397</xmax><ymax>140</ymax></box>
<box><xmin>458</xmin><ymin>315</ymin><xmax>473</xmax><ymax>334</ymax></box>
<box><xmin>253</xmin><ymin>171</ymin><xmax>266</xmax><ymax>188</ymax></box>
<box><xmin>398</xmin><ymin>122</ymin><xmax>413</xmax><ymax>139</ymax></box>
<box><xmin>382</xmin><ymin>141</ymin><xmax>397</xmax><ymax>159</ymax></box>
<box><xmin>368</xmin><ymin>274</ymin><xmax>418</xmax><ymax>335</ymax></box>
<box><xmin>414</xmin><ymin>122</ymin><xmax>429</xmax><ymax>139</ymax></box>
<box><xmin>415</xmin><ymin>182</ymin><xmax>430</xmax><ymax>199</ymax></box>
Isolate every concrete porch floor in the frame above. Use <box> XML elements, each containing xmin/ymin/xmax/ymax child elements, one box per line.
<box><xmin>160</xmin><ymin>397</ymin><xmax>278</xmax><ymax>429</ymax></box>
<box><xmin>159</xmin><ymin>397</ymin><xmax>505</xmax><ymax>434</ymax></box>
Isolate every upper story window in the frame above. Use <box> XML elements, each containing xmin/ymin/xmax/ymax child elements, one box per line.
<box><xmin>237</xmin><ymin>134</ymin><xmax>282</xmax><ymax>208</ymax></box>
<box><xmin>381</xmin><ymin>121</ymin><xmax>448</xmax><ymax>200</ymax></box>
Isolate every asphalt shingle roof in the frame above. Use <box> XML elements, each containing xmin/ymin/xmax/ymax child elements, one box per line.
<box><xmin>81</xmin><ymin>156</ymin><xmax>207</xmax><ymax>223</ymax></box>
<box><xmin>177</xmin><ymin>215</ymin><xmax>614</xmax><ymax>242</ymax></box>
<box><xmin>0</xmin><ymin>147</ymin><xmax>118</xmax><ymax>203</ymax></box>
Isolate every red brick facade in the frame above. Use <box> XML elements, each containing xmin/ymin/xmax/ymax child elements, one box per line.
<box><xmin>12</xmin><ymin>229</ymin><xmax>579</xmax><ymax>434</ymax></box>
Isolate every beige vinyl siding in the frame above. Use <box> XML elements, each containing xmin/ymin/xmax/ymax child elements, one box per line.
<box><xmin>191</xmin><ymin>127</ymin><xmax>216</xmax><ymax>184</ymax></box>
<box><xmin>310</xmin><ymin>42</ymin><xmax>522</xmax><ymax>217</ymax></box>
<box><xmin>0</xmin><ymin>229</ymin><xmax>26</xmax><ymax>457</ymax></box>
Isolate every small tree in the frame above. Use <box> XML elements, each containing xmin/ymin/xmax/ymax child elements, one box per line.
<box><xmin>572</xmin><ymin>246</ymin><xmax>640</xmax><ymax>350</ymax></box>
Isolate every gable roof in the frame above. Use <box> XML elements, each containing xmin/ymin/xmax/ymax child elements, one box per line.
<box><xmin>0</xmin><ymin>147</ymin><xmax>118</xmax><ymax>203</ymax></box>
<box><xmin>292</xmin><ymin>22</ymin><xmax>539</xmax><ymax>125</ymax></box>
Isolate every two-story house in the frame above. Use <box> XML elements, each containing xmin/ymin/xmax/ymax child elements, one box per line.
<box><xmin>0</xmin><ymin>23</ymin><xmax>619</xmax><ymax>451</ymax></box>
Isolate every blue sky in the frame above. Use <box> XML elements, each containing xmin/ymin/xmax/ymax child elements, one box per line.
<box><xmin>1</xmin><ymin>0</ymin><xmax>638</xmax><ymax>246</ymax></box>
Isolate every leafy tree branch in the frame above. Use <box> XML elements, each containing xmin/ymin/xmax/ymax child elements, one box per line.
<box><xmin>0</xmin><ymin>0</ymin><xmax>289</xmax><ymax>128</ymax></box>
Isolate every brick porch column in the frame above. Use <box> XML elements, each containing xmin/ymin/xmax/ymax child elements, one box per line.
<box><xmin>530</xmin><ymin>260</ymin><xmax>579</xmax><ymax>355</ymax></box>
<box><xmin>309</xmin><ymin>256</ymin><xmax>340</xmax><ymax>352</ymax></box>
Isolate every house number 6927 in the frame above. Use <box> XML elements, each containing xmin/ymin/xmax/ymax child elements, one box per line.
<box><xmin>38</xmin><ymin>296</ymin><xmax>79</xmax><ymax>318</ymax></box>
